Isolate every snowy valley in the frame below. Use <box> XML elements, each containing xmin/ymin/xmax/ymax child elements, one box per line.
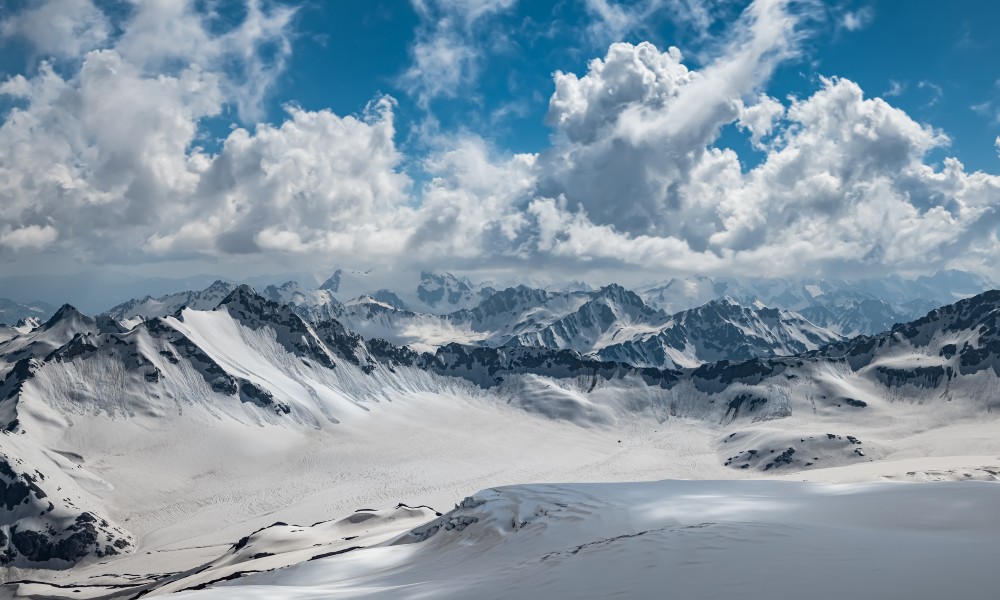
<box><xmin>0</xmin><ymin>274</ymin><xmax>999</xmax><ymax>597</ymax></box>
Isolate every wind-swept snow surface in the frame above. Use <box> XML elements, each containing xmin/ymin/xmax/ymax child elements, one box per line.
<box><xmin>172</xmin><ymin>480</ymin><xmax>1000</xmax><ymax>600</ymax></box>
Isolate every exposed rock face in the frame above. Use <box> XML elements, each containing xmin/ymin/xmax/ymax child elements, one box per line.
<box><xmin>0</xmin><ymin>455</ymin><xmax>132</xmax><ymax>567</ymax></box>
<box><xmin>507</xmin><ymin>284</ymin><xmax>665</xmax><ymax>352</ymax></box>
<box><xmin>640</xmin><ymin>271</ymin><xmax>996</xmax><ymax>336</ymax></box>
<box><xmin>417</xmin><ymin>272</ymin><xmax>496</xmax><ymax>313</ymax></box>
<box><xmin>103</xmin><ymin>280</ymin><xmax>236</xmax><ymax>321</ymax></box>
<box><xmin>216</xmin><ymin>285</ymin><xmax>339</xmax><ymax>370</ymax></box>
<box><xmin>4</xmin><ymin>283</ymin><xmax>1000</xmax><ymax>570</ymax></box>
<box><xmin>816</xmin><ymin>289</ymin><xmax>1000</xmax><ymax>376</ymax></box>
<box><xmin>597</xmin><ymin>297</ymin><xmax>842</xmax><ymax>369</ymax></box>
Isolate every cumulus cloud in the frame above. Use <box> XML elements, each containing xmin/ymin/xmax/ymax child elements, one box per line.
<box><xmin>0</xmin><ymin>0</ymin><xmax>313</xmax><ymax>265</ymax></box>
<box><xmin>399</xmin><ymin>0</ymin><xmax>518</xmax><ymax>107</ymax></box>
<box><xmin>114</xmin><ymin>0</ymin><xmax>296</xmax><ymax>121</ymax></box>
<box><xmin>738</xmin><ymin>93</ymin><xmax>785</xmax><ymax>147</ymax></box>
<box><xmin>536</xmin><ymin>0</ymin><xmax>808</xmax><ymax>239</ymax></box>
<box><xmin>1</xmin><ymin>0</ymin><xmax>999</xmax><ymax>284</ymax></box>
<box><xmin>409</xmin><ymin>41</ymin><xmax>1000</xmax><ymax>279</ymax></box>
<box><xmin>0</xmin><ymin>0</ymin><xmax>110</xmax><ymax>58</ymax></box>
<box><xmin>147</xmin><ymin>97</ymin><xmax>411</xmax><ymax>258</ymax></box>
<box><xmin>0</xmin><ymin>52</ymin><xmax>411</xmax><ymax>264</ymax></box>
<box><xmin>0</xmin><ymin>225</ymin><xmax>58</xmax><ymax>251</ymax></box>
<box><xmin>405</xmin><ymin>136</ymin><xmax>536</xmax><ymax>263</ymax></box>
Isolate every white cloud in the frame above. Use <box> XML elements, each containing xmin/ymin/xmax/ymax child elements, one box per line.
<box><xmin>918</xmin><ymin>80</ymin><xmax>943</xmax><ymax>107</ymax></box>
<box><xmin>410</xmin><ymin>61</ymin><xmax>1000</xmax><ymax>281</ymax></box>
<box><xmin>971</xmin><ymin>101</ymin><xmax>1000</xmax><ymax>126</ymax></box>
<box><xmin>0</xmin><ymin>0</ymin><xmax>110</xmax><ymax>58</ymax></box>
<box><xmin>537</xmin><ymin>0</ymin><xmax>809</xmax><ymax>239</ymax></box>
<box><xmin>738</xmin><ymin>93</ymin><xmax>785</xmax><ymax>147</ymax></box>
<box><xmin>584</xmin><ymin>0</ymin><xmax>715</xmax><ymax>44</ymax></box>
<box><xmin>147</xmin><ymin>97</ymin><xmax>412</xmax><ymax>258</ymax></box>
<box><xmin>884</xmin><ymin>79</ymin><xmax>905</xmax><ymax>97</ymax></box>
<box><xmin>114</xmin><ymin>0</ymin><xmax>296</xmax><ymax>122</ymax></box>
<box><xmin>0</xmin><ymin>1</ymin><xmax>313</xmax><ymax>265</ymax></box>
<box><xmin>0</xmin><ymin>225</ymin><xmax>58</xmax><ymax>251</ymax></box>
<box><xmin>841</xmin><ymin>6</ymin><xmax>874</xmax><ymax>32</ymax></box>
<box><xmin>0</xmin><ymin>51</ymin><xmax>225</xmax><ymax>263</ymax></box>
<box><xmin>399</xmin><ymin>0</ymin><xmax>518</xmax><ymax>107</ymax></box>
<box><xmin>1</xmin><ymin>0</ymin><xmax>999</xmax><ymax>285</ymax></box>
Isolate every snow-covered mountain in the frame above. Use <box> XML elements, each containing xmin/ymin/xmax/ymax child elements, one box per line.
<box><xmin>0</xmin><ymin>298</ymin><xmax>56</xmax><ymax>326</ymax></box>
<box><xmin>317</xmin><ymin>268</ymin><xmax>377</xmax><ymax>300</ymax></box>
<box><xmin>445</xmin><ymin>286</ymin><xmax>843</xmax><ymax>369</ymax></box>
<box><xmin>3</xmin><ymin>283</ymin><xmax>1000</xmax><ymax>586</ymax></box>
<box><xmin>639</xmin><ymin>274</ymin><xmax>725</xmax><ymax>314</ymax></box>
<box><xmin>0</xmin><ymin>317</ymin><xmax>41</xmax><ymax>344</ymax></box>
<box><xmin>597</xmin><ymin>297</ymin><xmax>844</xmax><ymax>369</ymax></box>
<box><xmin>103</xmin><ymin>280</ymin><xmax>237</xmax><ymax>323</ymax></box>
<box><xmin>413</xmin><ymin>271</ymin><xmax>497</xmax><ymax>313</ymax></box>
<box><xmin>261</xmin><ymin>280</ymin><xmax>343</xmax><ymax>322</ymax></box>
<box><xmin>447</xmin><ymin>285</ymin><xmax>591</xmax><ymax>340</ymax></box>
<box><xmin>99</xmin><ymin>271</ymin><xmax>995</xmax><ymax>360</ymax></box>
<box><xmin>639</xmin><ymin>270</ymin><xmax>996</xmax><ymax>336</ymax></box>
<box><xmin>506</xmin><ymin>284</ymin><xmax>665</xmax><ymax>352</ymax></box>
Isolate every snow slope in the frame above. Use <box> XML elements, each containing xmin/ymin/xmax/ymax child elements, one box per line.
<box><xmin>597</xmin><ymin>296</ymin><xmax>844</xmax><ymax>369</ymax></box>
<box><xmin>4</xmin><ymin>287</ymin><xmax>1000</xmax><ymax>595</ymax></box>
<box><xmin>641</xmin><ymin>270</ymin><xmax>997</xmax><ymax>336</ymax></box>
<box><xmin>103</xmin><ymin>281</ymin><xmax>237</xmax><ymax>323</ymax></box>
<box><xmin>508</xmin><ymin>284</ymin><xmax>666</xmax><ymax>352</ymax></box>
<box><xmin>411</xmin><ymin>271</ymin><xmax>496</xmax><ymax>314</ymax></box>
<box><xmin>172</xmin><ymin>480</ymin><xmax>1000</xmax><ymax>600</ymax></box>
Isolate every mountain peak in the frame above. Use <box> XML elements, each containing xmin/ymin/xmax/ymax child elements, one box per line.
<box><xmin>319</xmin><ymin>270</ymin><xmax>342</xmax><ymax>292</ymax></box>
<box><xmin>712</xmin><ymin>295</ymin><xmax>744</xmax><ymax>307</ymax></box>
<box><xmin>371</xmin><ymin>289</ymin><xmax>408</xmax><ymax>310</ymax></box>
<box><xmin>205</xmin><ymin>279</ymin><xmax>232</xmax><ymax>292</ymax></box>
<box><xmin>216</xmin><ymin>284</ymin><xmax>261</xmax><ymax>309</ymax></box>
<box><xmin>417</xmin><ymin>271</ymin><xmax>495</xmax><ymax>312</ymax></box>
<box><xmin>15</xmin><ymin>316</ymin><xmax>40</xmax><ymax>330</ymax></box>
<box><xmin>593</xmin><ymin>283</ymin><xmax>650</xmax><ymax>310</ymax></box>
<box><xmin>43</xmin><ymin>303</ymin><xmax>88</xmax><ymax>329</ymax></box>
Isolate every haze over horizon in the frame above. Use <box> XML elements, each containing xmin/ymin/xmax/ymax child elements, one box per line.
<box><xmin>1</xmin><ymin>0</ymin><xmax>999</xmax><ymax>294</ymax></box>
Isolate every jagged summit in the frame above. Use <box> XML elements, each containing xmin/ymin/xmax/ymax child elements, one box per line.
<box><xmin>592</xmin><ymin>283</ymin><xmax>651</xmax><ymax>307</ymax></box>
<box><xmin>42</xmin><ymin>304</ymin><xmax>92</xmax><ymax>330</ymax></box>
<box><xmin>319</xmin><ymin>269</ymin><xmax>341</xmax><ymax>292</ymax></box>
<box><xmin>416</xmin><ymin>271</ymin><xmax>496</xmax><ymax>313</ymax></box>
<box><xmin>596</xmin><ymin>296</ymin><xmax>843</xmax><ymax>369</ymax></box>
<box><xmin>817</xmin><ymin>287</ymin><xmax>1000</xmax><ymax>373</ymax></box>
<box><xmin>204</xmin><ymin>279</ymin><xmax>233</xmax><ymax>292</ymax></box>
<box><xmin>214</xmin><ymin>284</ymin><xmax>301</xmax><ymax>326</ymax></box>
<box><xmin>457</xmin><ymin>285</ymin><xmax>552</xmax><ymax>320</ymax></box>
<box><xmin>104</xmin><ymin>280</ymin><xmax>237</xmax><ymax>321</ymax></box>
<box><xmin>15</xmin><ymin>316</ymin><xmax>41</xmax><ymax>330</ymax></box>
<box><xmin>4</xmin><ymin>280</ymin><xmax>1000</xmax><ymax>574</ymax></box>
<box><xmin>505</xmin><ymin>284</ymin><xmax>664</xmax><ymax>353</ymax></box>
<box><xmin>372</xmin><ymin>289</ymin><xmax>408</xmax><ymax>310</ymax></box>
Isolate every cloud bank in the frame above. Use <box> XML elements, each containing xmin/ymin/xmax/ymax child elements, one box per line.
<box><xmin>1</xmin><ymin>0</ymin><xmax>998</xmax><ymax>283</ymax></box>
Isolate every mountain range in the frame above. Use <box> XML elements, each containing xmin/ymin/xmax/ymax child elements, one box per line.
<box><xmin>2</xmin><ymin>272</ymin><xmax>999</xmax><ymax>596</ymax></box>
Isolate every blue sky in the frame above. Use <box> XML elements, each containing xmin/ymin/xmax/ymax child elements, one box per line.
<box><xmin>0</xmin><ymin>0</ymin><xmax>998</xmax><ymax>295</ymax></box>
<box><xmin>229</xmin><ymin>0</ymin><xmax>1000</xmax><ymax>172</ymax></box>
